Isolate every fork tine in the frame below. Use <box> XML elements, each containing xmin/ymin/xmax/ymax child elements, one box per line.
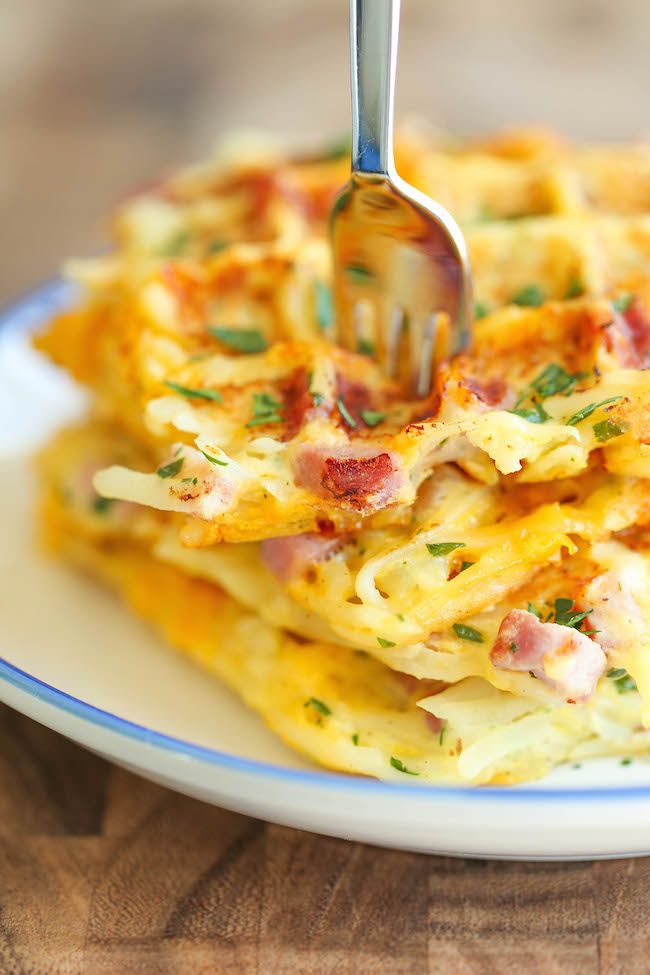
<box><xmin>385</xmin><ymin>304</ymin><xmax>404</xmax><ymax>378</ymax></box>
<box><xmin>411</xmin><ymin>313</ymin><xmax>438</xmax><ymax>397</ymax></box>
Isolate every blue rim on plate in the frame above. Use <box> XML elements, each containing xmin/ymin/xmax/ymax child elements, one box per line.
<box><xmin>1</xmin><ymin>278</ymin><xmax>649</xmax><ymax>802</ymax></box>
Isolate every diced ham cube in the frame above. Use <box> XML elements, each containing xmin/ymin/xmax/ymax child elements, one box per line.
<box><xmin>260</xmin><ymin>532</ymin><xmax>346</xmax><ymax>582</ymax></box>
<box><xmin>490</xmin><ymin>608</ymin><xmax>606</xmax><ymax>702</ymax></box>
<box><xmin>606</xmin><ymin>297</ymin><xmax>650</xmax><ymax>368</ymax></box>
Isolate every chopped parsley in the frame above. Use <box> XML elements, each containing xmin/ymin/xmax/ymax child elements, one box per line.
<box><xmin>474</xmin><ymin>302</ymin><xmax>490</xmax><ymax>320</ymax></box>
<box><xmin>530</xmin><ymin>363</ymin><xmax>586</xmax><ymax>399</ymax></box>
<box><xmin>459</xmin><ymin>560</ymin><xmax>475</xmax><ymax>573</ymax></box>
<box><xmin>357</xmin><ymin>338</ymin><xmax>375</xmax><ymax>356</ymax></box>
<box><xmin>565</xmin><ymin>397</ymin><xmax>622</xmax><ymax>426</ymax></box>
<box><xmin>613</xmin><ymin>292</ymin><xmax>634</xmax><ymax>313</ymax></box>
<box><xmin>510</xmin><ymin>363</ymin><xmax>588</xmax><ymax>424</ymax></box>
<box><xmin>552</xmin><ymin>596</ymin><xmax>593</xmax><ymax>630</ymax></box>
<box><xmin>208</xmin><ymin>326</ymin><xmax>267</xmax><ymax>354</ymax></box>
<box><xmin>158</xmin><ymin>231</ymin><xmax>190</xmax><ymax>257</ymax></box>
<box><xmin>304</xmin><ymin>697</ymin><xmax>332</xmax><ymax>717</ymax></box>
<box><xmin>390</xmin><ymin>756</ymin><xmax>419</xmax><ymax>776</ymax></box>
<box><xmin>345</xmin><ymin>264</ymin><xmax>373</xmax><ymax>283</ymax></box>
<box><xmin>426</xmin><ymin>541</ymin><xmax>465</xmax><ymax>557</ymax></box>
<box><xmin>181</xmin><ymin>476</ymin><xmax>198</xmax><ymax>485</ymax></box>
<box><xmin>337</xmin><ymin>398</ymin><xmax>357</xmax><ymax>429</ymax></box>
<box><xmin>528</xmin><ymin>602</ymin><xmax>542</xmax><ymax>619</ymax></box>
<box><xmin>314</xmin><ymin>281</ymin><xmax>333</xmax><ymax>329</ymax></box>
<box><xmin>206</xmin><ymin>239</ymin><xmax>228</xmax><ymax>255</ymax></box>
<box><xmin>439</xmin><ymin>724</ymin><xmax>447</xmax><ymax>747</ymax></box>
<box><xmin>246</xmin><ymin>392</ymin><xmax>284</xmax><ymax>428</ymax></box>
<box><xmin>377</xmin><ymin>636</ymin><xmax>396</xmax><ymax>648</ymax></box>
<box><xmin>565</xmin><ymin>278</ymin><xmax>584</xmax><ymax>299</ymax></box>
<box><xmin>621</xmin><ymin>757</ymin><xmax>633</xmax><ymax>766</ymax></box>
<box><xmin>509</xmin><ymin>402</ymin><xmax>550</xmax><ymax>424</ymax></box>
<box><xmin>510</xmin><ymin>642</ymin><xmax>519</xmax><ymax>653</ymax></box>
<box><xmin>92</xmin><ymin>495</ymin><xmax>114</xmax><ymax>516</ymax></box>
<box><xmin>593</xmin><ymin>418</ymin><xmax>625</xmax><ymax>443</ymax></box>
<box><xmin>200</xmin><ymin>449</ymin><xmax>228</xmax><ymax>467</ymax></box>
<box><xmin>607</xmin><ymin>668</ymin><xmax>638</xmax><ymax>694</ymax></box>
<box><xmin>360</xmin><ymin>409</ymin><xmax>386</xmax><ymax>427</ymax></box>
<box><xmin>164</xmin><ymin>381</ymin><xmax>223</xmax><ymax>403</ymax></box>
<box><xmin>512</xmin><ymin>284</ymin><xmax>544</xmax><ymax>307</ymax></box>
<box><xmin>452</xmin><ymin>623</ymin><xmax>484</xmax><ymax>643</ymax></box>
<box><xmin>157</xmin><ymin>457</ymin><xmax>184</xmax><ymax>479</ymax></box>
<box><xmin>322</xmin><ymin>135</ymin><xmax>351</xmax><ymax>160</ymax></box>
<box><xmin>352</xmin><ymin>733</ymin><xmax>360</xmax><ymax>746</ymax></box>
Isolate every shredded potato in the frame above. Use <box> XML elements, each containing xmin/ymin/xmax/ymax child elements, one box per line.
<box><xmin>35</xmin><ymin>128</ymin><xmax>650</xmax><ymax>784</ymax></box>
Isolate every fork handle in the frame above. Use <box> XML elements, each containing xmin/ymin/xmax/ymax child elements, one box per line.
<box><xmin>350</xmin><ymin>0</ymin><xmax>400</xmax><ymax>176</ymax></box>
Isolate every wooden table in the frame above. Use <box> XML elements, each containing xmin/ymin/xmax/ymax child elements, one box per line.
<box><xmin>3</xmin><ymin>704</ymin><xmax>650</xmax><ymax>974</ymax></box>
<box><xmin>4</xmin><ymin>3</ymin><xmax>650</xmax><ymax>972</ymax></box>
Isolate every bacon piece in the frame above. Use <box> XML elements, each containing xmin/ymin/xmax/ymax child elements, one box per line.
<box><xmin>294</xmin><ymin>444</ymin><xmax>403</xmax><ymax>510</ymax></box>
<box><xmin>606</xmin><ymin>297</ymin><xmax>650</xmax><ymax>368</ymax></box>
<box><xmin>260</xmin><ymin>532</ymin><xmax>346</xmax><ymax>582</ymax></box>
<box><xmin>490</xmin><ymin>609</ymin><xmax>606</xmax><ymax>702</ymax></box>
<box><xmin>461</xmin><ymin>376</ymin><xmax>509</xmax><ymax>407</ymax></box>
<box><xmin>279</xmin><ymin>368</ymin><xmax>315</xmax><ymax>441</ymax></box>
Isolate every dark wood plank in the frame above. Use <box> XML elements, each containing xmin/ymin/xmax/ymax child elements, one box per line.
<box><xmin>3</xmin><ymin>704</ymin><xmax>650</xmax><ymax>974</ymax></box>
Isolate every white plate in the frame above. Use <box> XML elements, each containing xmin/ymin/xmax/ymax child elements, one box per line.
<box><xmin>2</xmin><ymin>281</ymin><xmax>650</xmax><ymax>861</ymax></box>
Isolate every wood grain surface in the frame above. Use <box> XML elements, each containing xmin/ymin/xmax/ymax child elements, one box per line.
<box><xmin>3</xmin><ymin>702</ymin><xmax>650</xmax><ymax>975</ymax></box>
<box><xmin>4</xmin><ymin>3</ymin><xmax>650</xmax><ymax>972</ymax></box>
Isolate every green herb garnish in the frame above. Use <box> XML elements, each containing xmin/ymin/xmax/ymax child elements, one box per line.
<box><xmin>357</xmin><ymin>338</ymin><xmax>375</xmax><ymax>356</ymax></box>
<box><xmin>565</xmin><ymin>397</ymin><xmax>622</xmax><ymax>426</ymax></box>
<box><xmin>509</xmin><ymin>402</ymin><xmax>550</xmax><ymax>424</ymax></box>
<box><xmin>530</xmin><ymin>363</ymin><xmax>586</xmax><ymax>399</ymax></box>
<box><xmin>593</xmin><ymin>418</ymin><xmax>625</xmax><ymax>443</ymax></box>
<box><xmin>157</xmin><ymin>457</ymin><xmax>184</xmax><ymax>479</ymax></box>
<box><xmin>377</xmin><ymin>637</ymin><xmax>396</xmax><ymax>648</ymax></box>
<box><xmin>512</xmin><ymin>284</ymin><xmax>544</xmax><ymax>307</ymax></box>
<box><xmin>208</xmin><ymin>326</ymin><xmax>267</xmax><ymax>354</ymax></box>
<box><xmin>439</xmin><ymin>724</ymin><xmax>446</xmax><ymax>747</ymax></box>
<box><xmin>345</xmin><ymin>264</ymin><xmax>373</xmax><ymax>283</ymax></box>
<box><xmin>553</xmin><ymin>597</ymin><xmax>593</xmax><ymax>630</ymax></box>
<box><xmin>390</xmin><ymin>756</ymin><xmax>419</xmax><ymax>776</ymax></box>
<box><xmin>304</xmin><ymin>697</ymin><xmax>332</xmax><ymax>717</ymax></box>
<box><xmin>246</xmin><ymin>392</ymin><xmax>284</xmax><ymax>428</ymax></box>
<box><xmin>565</xmin><ymin>278</ymin><xmax>584</xmax><ymax>299</ymax></box>
<box><xmin>607</xmin><ymin>668</ymin><xmax>638</xmax><ymax>694</ymax></box>
<box><xmin>322</xmin><ymin>136</ymin><xmax>351</xmax><ymax>160</ymax></box>
<box><xmin>314</xmin><ymin>281</ymin><xmax>333</xmax><ymax>329</ymax></box>
<box><xmin>352</xmin><ymin>733</ymin><xmax>360</xmax><ymax>746</ymax></box>
<box><xmin>474</xmin><ymin>302</ymin><xmax>490</xmax><ymax>319</ymax></box>
<box><xmin>92</xmin><ymin>495</ymin><xmax>114</xmax><ymax>516</ymax></box>
<box><xmin>452</xmin><ymin>623</ymin><xmax>484</xmax><ymax>643</ymax></box>
<box><xmin>164</xmin><ymin>381</ymin><xmax>223</xmax><ymax>403</ymax></box>
<box><xmin>206</xmin><ymin>239</ymin><xmax>228</xmax><ymax>255</ymax></box>
<box><xmin>158</xmin><ymin>231</ymin><xmax>190</xmax><ymax>257</ymax></box>
<box><xmin>528</xmin><ymin>602</ymin><xmax>542</xmax><ymax>619</ymax></box>
<box><xmin>426</xmin><ymin>541</ymin><xmax>465</xmax><ymax>558</ymax></box>
<box><xmin>613</xmin><ymin>292</ymin><xmax>633</xmax><ymax>313</ymax></box>
<box><xmin>360</xmin><ymin>409</ymin><xmax>386</xmax><ymax>427</ymax></box>
<box><xmin>200</xmin><ymin>449</ymin><xmax>228</xmax><ymax>467</ymax></box>
<box><xmin>621</xmin><ymin>757</ymin><xmax>633</xmax><ymax>766</ymax></box>
<box><xmin>459</xmin><ymin>560</ymin><xmax>475</xmax><ymax>573</ymax></box>
<box><xmin>337</xmin><ymin>398</ymin><xmax>357</xmax><ymax>429</ymax></box>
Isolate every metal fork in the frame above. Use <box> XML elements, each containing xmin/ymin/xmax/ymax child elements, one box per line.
<box><xmin>330</xmin><ymin>0</ymin><xmax>473</xmax><ymax>397</ymax></box>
